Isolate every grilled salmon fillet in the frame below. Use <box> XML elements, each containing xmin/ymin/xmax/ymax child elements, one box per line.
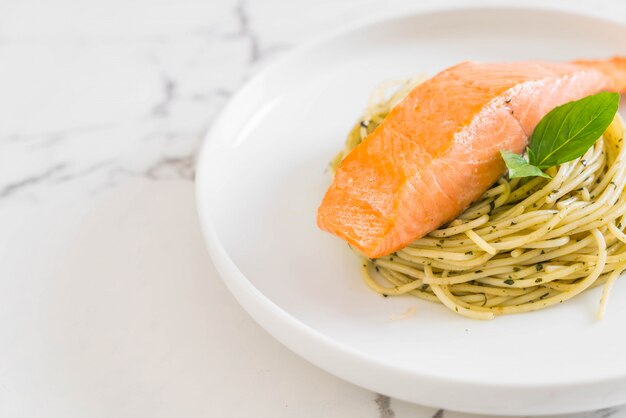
<box><xmin>317</xmin><ymin>57</ymin><xmax>626</xmax><ymax>258</ymax></box>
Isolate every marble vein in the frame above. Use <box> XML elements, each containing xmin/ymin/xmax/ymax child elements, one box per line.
<box><xmin>0</xmin><ymin>164</ymin><xmax>66</xmax><ymax>199</ymax></box>
<box><xmin>225</xmin><ymin>0</ymin><xmax>290</xmax><ymax>66</ymax></box>
<box><xmin>0</xmin><ymin>124</ymin><xmax>115</xmax><ymax>144</ymax></box>
<box><xmin>233</xmin><ymin>0</ymin><xmax>260</xmax><ymax>63</ymax></box>
<box><xmin>375</xmin><ymin>394</ymin><xmax>395</xmax><ymax>418</ymax></box>
<box><xmin>53</xmin><ymin>161</ymin><xmax>114</xmax><ymax>184</ymax></box>
<box><xmin>144</xmin><ymin>154</ymin><xmax>195</xmax><ymax>181</ymax></box>
<box><xmin>588</xmin><ymin>407</ymin><xmax>622</xmax><ymax>418</ymax></box>
<box><xmin>151</xmin><ymin>75</ymin><xmax>176</xmax><ymax>117</ymax></box>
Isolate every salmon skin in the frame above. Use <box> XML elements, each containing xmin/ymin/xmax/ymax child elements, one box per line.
<box><xmin>317</xmin><ymin>57</ymin><xmax>626</xmax><ymax>259</ymax></box>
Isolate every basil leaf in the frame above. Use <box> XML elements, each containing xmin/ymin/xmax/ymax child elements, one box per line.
<box><xmin>528</xmin><ymin>92</ymin><xmax>619</xmax><ymax>169</ymax></box>
<box><xmin>500</xmin><ymin>150</ymin><xmax>551</xmax><ymax>179</ymax></box>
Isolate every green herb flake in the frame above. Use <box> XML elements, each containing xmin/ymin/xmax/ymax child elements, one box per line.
<box><xmin>536</xmin><ymin>263</ymin><xmax>544</xmax><ymax>271</ymax></box>
<box><xmin>504</xmin><ymin>279</ymin><xmax>515</xmax><ymax>285</ymax></box>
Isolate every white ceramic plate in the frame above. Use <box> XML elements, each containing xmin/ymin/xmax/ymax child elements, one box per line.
<box><xmin>196</xmin><ymin>4</ymin><xmax>626</xmax><ymax>415</ymax></box>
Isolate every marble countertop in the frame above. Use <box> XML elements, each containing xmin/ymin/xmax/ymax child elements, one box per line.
<box><xmin>3</xmin><ymin>0</ymin><xmax>626</xmax><ymax>416</ymax></box>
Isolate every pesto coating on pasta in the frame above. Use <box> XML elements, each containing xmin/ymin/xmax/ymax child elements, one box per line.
<box><xmin>334</xmin><ymin>78</ymin><xmax>626</xmax><ymax>319</ymax></box>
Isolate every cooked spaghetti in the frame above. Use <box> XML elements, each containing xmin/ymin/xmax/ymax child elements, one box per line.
<box><xmin>332</xmin><ymin>78</ymin><xmax>626</xmax><ymax>320</ymax></box>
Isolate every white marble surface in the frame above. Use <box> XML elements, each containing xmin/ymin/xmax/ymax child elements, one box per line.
<box><xmin>3</xmin><ymin>0</ymin><xmax>626</xmax><ymax>417</ymax></box>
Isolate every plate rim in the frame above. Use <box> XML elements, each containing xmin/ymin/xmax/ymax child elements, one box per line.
<box><xmin>195</xmin><ymin>2</ymin><xmax>626</xmax><ymax>414</ymax></box>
